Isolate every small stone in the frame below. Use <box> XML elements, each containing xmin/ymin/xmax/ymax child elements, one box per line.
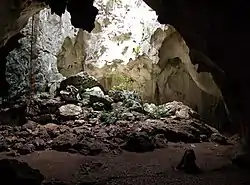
<box><xmin>16</xmin><ymin>130</ymin><xmax>30</xmax><ymax>137</ymax></box>
<box><xmin>6</xmin><ymin>151</ymin><xmax>20</xmax><ymax>157</ymax></box>
<box><xmin>200</xmin><ymin>134</ymin><xmax>208</xmax><ymax>142</ymax></box>
<box><xmin>22</xmin><ymin>120</ymin><xmax>38</xmax><ymax>131</ymax></box>
<box><xmin>60</xmin><ymin>85</ymin><xmax>80</xmax><ymax>102</ymax></box>
<box><xmin>74</xmin><ymin>120</ymin><xmax>86</xmax><ymax>125</ymax></box>
<box><xmin>73</xmin><ymin>128</ymin><xmax>87</xmax><ymax>135</ymax></box>
<box><xmin>92</xmin><ymin>102</ymin><xmax>105</xmax><ymax>110</ymax></box>
<box><xmin>5</xmin><ymin>136</ymin><xmax>18</xmax><ymax>144</ymax></box>
<box><xmin>16</xmin><ymin>143</ymin><xmax>35</xmax><ymax>155</ymax></box>
<box><xmin>43</xmin><ymin>123</ymin><xmax>60</xmax><ymax>138</ymax></box>
<box><xmin>153</xmin><ymin>134</ymin><xmax>168</xmax><ymax>148</ymax></box>
<box><xmin>115</xmin><ymin>120</ymin><xmax>130</xmax><ymax>127</ymax></box>
<box><xmin>68</xmin><ymin>148</ymin><xmax>78</xmax><ymax>154</ymax></box>
<box><xmin>120</xmin><ymin>112</ymin><xmax>135</xmax><ymax>121</ymax></box>
<box><xmin>59</xmin><ymin>104</ymin><xmax>82</xmax><ymax>119</ymax></box>
<box><xmin>89</xmin><ymin>118</ymin><xmax>99</xmax><ymax>125</ymax></box>
<box><xmin>59</xmin><ymin>71</ymin><xmax>103</xmax><ymax>92</ymax></box>
<box><xmin>52</xmin><ymin>133</ymin><xmax>78</xmax><ymax>152</ymax></box>
<box><xmin>33</xmin><ymin>138</ymin><xmax>46</xmax><ymax>150</ymax></box>
<box><xmin>18</xmin><ymin>138</ymin><xmax>26</xmax><ymax>143</ymax></box>
<box><xmin>210</xmin><ymin>133</ymin><xmax>228</xmax><ymax>145</ymax></box>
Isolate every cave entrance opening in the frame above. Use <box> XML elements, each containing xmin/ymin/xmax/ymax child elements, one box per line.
<box><xmin>0</xmin><ymin>0</ymin><xmax>230</xmax><ymax>132</ymax></box>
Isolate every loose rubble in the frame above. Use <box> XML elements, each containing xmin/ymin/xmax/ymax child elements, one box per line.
<box><xmin>0</xmin><ymin>72</ymin><xmax>228</xmax><ymax>156</ymax></box>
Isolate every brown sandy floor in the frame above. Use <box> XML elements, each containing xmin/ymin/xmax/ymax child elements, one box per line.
<box><xmin>2</xmin><ymin>142</ymin><xmax>249</xmax><ymax>185</ymax></box>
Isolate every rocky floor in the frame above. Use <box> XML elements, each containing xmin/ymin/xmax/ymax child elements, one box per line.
<box><xmin>0</xmin><ymin>142</ymin><xmax>249</xmax><ymax>185</ymax></box>
<box><xmin>0</xmin><ymin>72</ymin><xmax>247</xmax><ymax>184</ymax></box>
<box><xmin>0</xmin><ymin>86</ymin><xmax>228</xmax><ymax>156</ymax></box>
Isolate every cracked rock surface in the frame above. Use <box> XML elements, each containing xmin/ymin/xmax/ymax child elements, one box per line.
<box><xmin>0</xmin><ymin>72</ymin><xmax>228</xmax><ymax>156</ymax></box>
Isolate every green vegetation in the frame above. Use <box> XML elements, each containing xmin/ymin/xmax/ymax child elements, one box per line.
<box><xmin>144</xmin><ymin>103</ymin><xmax>171</xmax><ymax>119</ymax></box>
<box><xmin>100</xmin><ymin>111</ymin><xmax>117</xmax><ymax>125</ymax></box>
<box><xmin>111</xmin><ymin>32</ymin><xmax>132</xmax><ymax>43</ymax></box>
<box><xmin>132</xmin><ymin>46</ymin><xmax>141</xmax><ymax>58</ymax></box>
<box><xmin>109</xmin><ymin>73</ymin><xmax>134</xmax><ymax>91</ymax></box>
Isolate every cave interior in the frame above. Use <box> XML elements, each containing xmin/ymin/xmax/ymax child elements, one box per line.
<box><xmin>0</xmin><ymin>0</ymin><xmax>250</xmax><ymax>184</ymax></box>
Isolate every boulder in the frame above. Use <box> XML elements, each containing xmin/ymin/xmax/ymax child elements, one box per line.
<box><xmin>33</xmin><ymin>138</ymin><xmax>46</xmax><ymax>150</ymax></box>
<box><xmin>60</xmin><ymin>85</ymin><xmax>81</xmax><ymax>102</ymax></box>
<box><xmin>232</xmin><ymin>152</ymin><xmax>250</xmax><ymax>169</ymax></box>
<box><xmin>0</xmin><ymin>106</ymin><xmax>26</xmax><ymax>126</ymax></box>
<box><xmin>109</xmin><ymin>90</ymin><xmax>144</xmax><ymax>113</ymax></box>
<box><xmin>59</xmin><ymin>71</ymin><xmax>105</xmax><ymax>94</ymax></box>
<box><xmin>22</xmin><ymin>121</ymin><xmax>38</xmax><ymax>132</ymax></box>
<box><xmin>43</xmin><ymin>123</ymin><xmax>60</xmax><ymax>138</ymax></box>
<box><xmin>121</xmin><ymin>132</ymin><xmax>155</xmax><ymax>153</ymax></box>
<box><xmin>16</xmin><ymin>143</ymin><xmax>35</xmax><ymax>155</ymax></box>
<box><xmin>25</xmin><ymin>94</ymin><xmax>64</xmax><ymax>117</ymax></box>
<box><xmin>74</xmin><ymin>138</ymin><xmax>110</xmax><ymax>156</ymax></box>
<box><xmin>58</xmin><ymin>104</ymin><xmax>82</xmax><ymax>119</ymax></box>
<box><xmin>210</xmin><ymin>133</ymin><xmax>228</xmax><ymax>145</ymax></box>
<box><xmin>139</xmin><ymin>119</ymin><xmax>218</xmax><ymax>143</ymax></box>
<box><xmin>83</xmin><ymin>87</ymin><xmax>113</xmax><ymax>109</ymax></box>
<box><xmin>144</xmin><ymin>101</ymin><xmax>198</xmax><ymax>119</ymax></box>
<box><xmin>52</xmin><ymin>133</ymin><xmax>78</xmax><ymax>152</ymax></box>
<box><xmin>0</xmin><ymin>159</ymin><xmax>44</xmax><ymax>185</ymax></box>
<box><xmin>85</xmin><ymin>86</ymin><xmax>105</xmax><ymax>97</ymax></box>
<box><xmin>100</xmin><ymin>111</ymin><xmax>117</xmax><ymax>125</ymax></box>
<box><xmin>92</xmin><ymin>102</ymin><xmax>105</xmax><ymax>111</ymax></box>
<box><xmin>109</xmin><ymin>90</ymin><xmax>142</xmax><ymax>103</ymax></box>
<box><xmin>153</xmin><ymin>134</ymin><xmax>168</xmax><ymax>148</ymax></box>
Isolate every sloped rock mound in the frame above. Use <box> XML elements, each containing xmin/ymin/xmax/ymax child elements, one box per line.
<box><xmin>0</xmin><ymin>73</ymin><xmax>228</xmax><ymax>155</ymax></box>
<box><xmin>0</xmin><ymin>159</ymin><xmax>44</xmax><ymax>185</ymax></box>
<box><xmin>210</xmin><ymin>133</ymin><xmax>228</xmax><ymax>145</ymax></box>
<box><xmin>144</xmin><ymin>101</ymin><xmax>199</xmax><ymax>119</ymax></box>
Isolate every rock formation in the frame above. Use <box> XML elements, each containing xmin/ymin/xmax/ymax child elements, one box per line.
<box><xmin>5</xmin><ymin>8</ymin><xmax>77</xmax><ymax>100</ymax></box>
<box><xmin>0</xmin><ymin>1</ymin><xmax>227</xmax><ymax>130</ymax></box>
<box><xmin>86</xmin><ymin>26</ymin><xmax>228</xmax><ymax>128</ymax></box>
<box><xmin>85</xmin><ymin>0</ymin><xmax>163</xmax><ymax>67</ymax></box>
<box><xmin>0</xmin><ymin>0</ymin><xmax>249</xmax><ymax>164</ymax></box>
<box><xmin>0</xmin><ymin>0</ymin><xmax>97</xmax><ymax>47</ymax></box>
<box><xmin>0</xmin><ymin>72</ymin><xmax>228</xmax><ymax>156</ymax></box>
<box><xmin>142</xmin><ymin>0</ymin><xmax>250</xmax><ymax>150</ymax></box>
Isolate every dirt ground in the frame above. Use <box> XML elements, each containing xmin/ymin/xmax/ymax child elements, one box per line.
<box><xmin>1</xmin><ymin>142</ymin><xmax>249</xmax><ymax>185</ymax></box>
